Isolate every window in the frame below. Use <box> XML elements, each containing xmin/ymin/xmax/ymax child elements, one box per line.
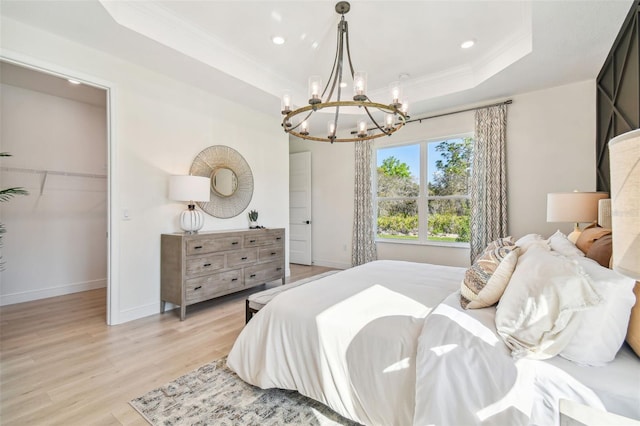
<box><xmin>375</xmin><ymin>135</ymin><xmax>472</xmax><ymax>244</ymax></box>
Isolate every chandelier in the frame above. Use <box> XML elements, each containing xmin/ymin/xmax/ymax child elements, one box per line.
<box><xmin>281</xmin><ymin>1</ymin><xmax>408</xmax><ymax>143</ymax></box>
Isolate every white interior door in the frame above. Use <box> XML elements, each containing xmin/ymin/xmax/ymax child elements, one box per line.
<box><xmin>289</xmin><ymin>152</ymin><xmax>312</xmax><ymax>265</ymax></box>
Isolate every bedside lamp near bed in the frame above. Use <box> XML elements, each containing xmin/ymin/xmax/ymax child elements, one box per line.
<box><xmin>546</xmin><ymin>191</ymin><xmax>609</xmax><ymax>243</ymax></box>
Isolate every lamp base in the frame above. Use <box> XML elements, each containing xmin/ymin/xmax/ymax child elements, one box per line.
<box><xmin>180</xmin><ymin>205</ymin><xmax>204</xmax><ymax>234</ymax></box>
<box><xmin>567</xmin><ymin>223</ymin><xmax>581</xmax><ymax>244</ymax></box>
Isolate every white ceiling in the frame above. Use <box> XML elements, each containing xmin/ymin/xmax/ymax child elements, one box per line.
<box><xmin>0</xmin><ymin>0</ymin><xmax>633</xmax><ymax>120</ymax></box>
<box><xmin>0</xmin><ymin>61</ymin><xmax>107</xmax><ymax>107</ymax></box>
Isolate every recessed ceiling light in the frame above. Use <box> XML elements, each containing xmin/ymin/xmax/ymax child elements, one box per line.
<box><xmin>461</xmin><ymin>40</ymin><xmax>475</xmax><ymax>49</ymax></box>
<box><xmin>272</xmin><ymin>36</ymin><xmax>285</xmax><ymax>45</ymax></box>
<box><xmin>340</xmin><ymin>82</ymin><xmax>348</xmax><ymax>88</ymax></box>
<box><xmin>67</xmin><ymin>79</ymin><xmax>81</xmax><ymax>85</ymax></box>
<box><xmin>311</xmin><ymin>41</ymin><xmax>319</xmax><ymax>49</ymax></box>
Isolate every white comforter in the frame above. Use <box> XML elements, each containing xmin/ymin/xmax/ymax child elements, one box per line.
<box><xmin>227</xmin><ymin>260</ymin><xmax>621</xmax><ymax>425</ymax></box>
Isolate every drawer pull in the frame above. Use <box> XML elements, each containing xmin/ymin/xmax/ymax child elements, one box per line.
<box><xmin>203</xmin><ymin>263</ymin><xmax>212</xmax><ymax>267</ymax></box>
<box><xmin>231</xmin><ymin>278</ymin><xmax>238</xmax><ymax>282</ymax></box>
<box><xmin>194</xmin><ymin>245</ymin><xmax>203</xmax><ymax>250</ymax></box>
<box><xmin>270</xmin><ymin>252</ymin><xmax>276</xmax><ymax>255</ymax></box>
<box><xmin>231</xmin><ymin>241</ymin><xmax>239</xmax><ymax>245</ymax></box>
<box><xmin>276</xmin><ymin>267</ymin><xmax>282</xmax><ymax>271</ymax></box>
<box><xmin>249</xmin><ymin>239</ymin><xmax>256</xmax><ymax>243</ymax></box>
<box><xmin>241</xmin><ymin>256</ymin><xmax>248</xmax><ymax>260</ymax></box>
<box><xmin>276</xmin><ymin>237</ymin><xmax>281</xmax><ymax>240</ymax></box>
<box><xmin>250</xmin><ymin>274</ymin><xmax>256</xmax><ymax>278</ymax></box>
<box><xmin>194</xmin><ymin>285</ymin><xmax>202</xmax><ymax>290</ymax></box>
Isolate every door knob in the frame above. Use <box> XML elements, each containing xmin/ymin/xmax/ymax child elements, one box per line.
<box><xmin>303</xmin><ymin>220</ymin><xmax>310</xmax><ymax>224</ymax></box>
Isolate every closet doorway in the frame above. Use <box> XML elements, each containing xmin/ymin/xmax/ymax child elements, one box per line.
<box><xmin>0</xmin><ymin>60</ymin><xmax>110</xmax><ymax>320</ymax></box>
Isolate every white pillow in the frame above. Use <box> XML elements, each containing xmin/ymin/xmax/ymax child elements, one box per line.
<box><xmin>560</xmin><ymin>257</ymin><xmax>636</xmax><ymax>366</ymax></box>
<box><xmin>547</xmin><ymin>230</ymin><xmax>584</xmax><ymax>257</ymax></box>
<box><xmin>495</xmin><ymin>245</ymin><xmax>601</xmax><ymax>359</ymax></box>
<box><xmin>515</xmin><ymin>233</ymin><xmax>548</xmax><ymax>254</ymax></box>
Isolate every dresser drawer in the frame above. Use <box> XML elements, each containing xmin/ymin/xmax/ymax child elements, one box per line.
<box><xmin>258</xmin><ymin>246</ymin><xmax>284</xmax><ymax>263</ymax></box>
<box><xmin>185</xmin><ymin>269</ymin><xmax>243</xmax><ymax>304</ymax></box>
<box><xmin>227</xmin><ymin>249</ymin><xmax>258</xmax><ymax>267</ymax></box>
<box><xmin>185</xmin><ymin>253</ymin><xmax>225</xmax><ymax>277</ymax></box>
<box><xmin>244</xmin><ymin>230</ymin><xmax>284</xmax><ymax>247</ymax></box>
<box><xmin>245</xmin><ymin>260</ymin><xmax>285</xmax><ymax>287</ymax></box>
<box><xmin>186</xmin><ymin>236</ymin><xmax>242</xmax><ymax>255</ymax></box>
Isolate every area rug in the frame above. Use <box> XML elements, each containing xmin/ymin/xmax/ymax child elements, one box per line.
<box><xmin>130</xmin><ymin>356</ymin><xmax>361</xmax><ymax>426</ymax></box>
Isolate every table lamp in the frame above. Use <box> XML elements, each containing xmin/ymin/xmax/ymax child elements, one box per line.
<box><xmin>609</xmin><ymin>128</ymin><xmax>640</xmax><ymax>280</ymax></box>
<box><xmin>547</xmin><ymin>191</ymin><xmax>609</xmax><ymax>243</ymax></box>
<box><xmin>169</xmin><ymin>175</ymin><xmax>210</xmax><ymax>234</ymax></box>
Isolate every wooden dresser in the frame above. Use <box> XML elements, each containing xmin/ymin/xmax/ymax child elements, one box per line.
<box><xmin>161</xmin><ymin>228</ymin><xmax>285</xmax><ymax>320</ymax></box>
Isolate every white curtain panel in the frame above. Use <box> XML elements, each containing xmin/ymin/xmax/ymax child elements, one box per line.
<box><xmin>352</xmin><ymin>140</ymin><xmax>377</xmax><ymax>266</ymax></box>
<box><xmin>471</xmin><ymin>104</ymin><xmax>508</xmax><ymax>262</ymax></box>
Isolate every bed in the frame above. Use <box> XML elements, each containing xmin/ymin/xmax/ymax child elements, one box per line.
<box><xmin>227</xmin><ymin>237</ymin><xmax>640</xmax><ymax>425</ymax></box>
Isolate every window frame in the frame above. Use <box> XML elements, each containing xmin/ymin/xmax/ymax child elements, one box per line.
<box><xmin>373</xmin><ymin>132</ymin><xmax>473</xmax><ymax>247</ymax></box>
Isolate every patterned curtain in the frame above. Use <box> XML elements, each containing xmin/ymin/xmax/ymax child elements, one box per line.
<box><xmin>470</xmin><ymin>104</ymin><xmax>508</xmax><ymax>262</ymax></box>
<box><xmin>352</xmin><ymin>140</ymin><xmax>377</xmax><ymax>266</ymax></box>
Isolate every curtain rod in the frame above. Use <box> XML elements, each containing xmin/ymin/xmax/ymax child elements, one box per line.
<box><xmin>406</xmin><ymin>99</ymin><xmax>513</xmax><ymax>125</ymax></box>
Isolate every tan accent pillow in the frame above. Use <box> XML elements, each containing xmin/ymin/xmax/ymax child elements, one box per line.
<box><xmin>585</xmin><ymin>234</ymin><xmax>612</xmax><ymax>268</ymax></box>
<box><xmin>461</xmin><ymin>245</ymin><xmax>519</xmax><ymax>309</ymax></box>
<box><xmin>484</xmin><ymin>236</ymin><xmax>515</xmax><ymax>251</ymax></box>
<box><xmin>627</xmin><ymin>282</ymin><xmax>640</xmax><ymax>357</ymax></box>
<box><xmin>575</xmin><ymin>227</ymin><xmax>611</xmax><ymax>254</ymax></box>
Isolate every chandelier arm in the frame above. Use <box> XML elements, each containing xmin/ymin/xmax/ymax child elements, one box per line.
<box><xmin>343</xmin><ymin>20</ymin><xmax>356</xmax><ymax>78</ymax></box>
<box><xmin>321</xmin><ymin>15</ymin><xmax>343</xmax><ymax>100</ymax></box>
<box><xmin>282</xmin><ymin>110</ymin><xmax>314</xmax><ymax>133</ymax></box>
<box><xmin>362</xmin><ymin>105</ymin><xmax>390</xmax><ymax>136</ymax></box>
<box><xmin>324</xmin><ymin>17</ymin><xmax>344</xmax><ymax>106</ymax></box>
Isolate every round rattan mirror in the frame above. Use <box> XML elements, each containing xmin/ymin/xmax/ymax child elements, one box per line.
<box><xmin>190</xmin><ymin>145</ymin><xmax>253</xmax><ymax>218</ymax></box>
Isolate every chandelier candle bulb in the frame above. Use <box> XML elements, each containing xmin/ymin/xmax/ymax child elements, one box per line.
<box><xmin>390</xmin><ymin>81</ymin><xmax>402</xmax><ymax>107</ymax></box>
<box><xmin>328</xmin><ymin>122</ymin><xmax>336</xmax><ymax>138</ymax></box>
<box><xmin>309</xmin><ymin>76</ymin><xmax>322</xmax><ymax>105</ymax></box>
<box><xmin>401</xmin><ymin>101</ymin><xmax>409</xmax><ymax>117</ymax></box>
<box><xmin>357</xmin><ymin>120</ymin><xmax>367</xmax><ymax>137</ymax></box>
<box><xmin>384</xmin><ymin>114</ymin><xmax>394</xmax><ymax>130</ymax></box>
<box><xmin>300</xmin><ymin>120</ymin><xmax>309</xmax><ymax>135</ymax></box>
<box><xmin>281</xmin><ymin>91</ymin><xmax>292</xmax><ymax>114</ymax></box>
<box><xmin>353</xmin><ymin>72</ymin><xmax>367</xmax><ymax>101</ymax></box>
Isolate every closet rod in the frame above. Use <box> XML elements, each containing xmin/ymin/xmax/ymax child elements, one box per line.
<box><xmin>0</xmin><ymin>166</ymin><xmax>106</xmax><ymax>179</ymax></box>
<box><xmin>406</xmin><ymin>99</ymin><xmax>513</xmax><ymax>125</ymax></box>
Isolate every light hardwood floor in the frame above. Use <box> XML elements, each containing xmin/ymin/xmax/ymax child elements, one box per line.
<box><xmin>0</xmin><ymin>264</ymin><xmax>337</xmax><ymax>425</ymax></box>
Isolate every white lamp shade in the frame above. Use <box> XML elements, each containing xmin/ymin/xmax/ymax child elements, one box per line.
<box><xmin>169</xmin><ymin>175</ymin><xmax>210</xmax><ymax>202</ymax></box>
<box><xmin>609</xmin><ymin>128</ymin><xmax>640</xmax><ymax>280</ymax></box>
<box><xmin>546</xmin><ymin>192</ymin><xmax>609</xmax><ymax>223</ymax></box>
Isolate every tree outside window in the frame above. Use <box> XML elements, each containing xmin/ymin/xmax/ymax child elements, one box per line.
<box><xmin>375</xmin><ymin>136</ymin><xmax>472</xmax><ymax>243</ymax></box>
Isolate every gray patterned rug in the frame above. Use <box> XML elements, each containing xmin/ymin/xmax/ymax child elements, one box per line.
<box><xmin>130</xmin><ymin>357</ymin><xmax>361</xmax><ymax>426</ymax></box>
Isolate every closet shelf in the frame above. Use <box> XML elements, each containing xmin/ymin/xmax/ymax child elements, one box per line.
<box><xmin>1</xmin><ymin>166</ymin><xmax>106</xmax><ymax>179</ymax></box>
<box><xmin>1</xmin><ymin>166</ymin><xmax>107</xmax><ymax>195</ymax></box>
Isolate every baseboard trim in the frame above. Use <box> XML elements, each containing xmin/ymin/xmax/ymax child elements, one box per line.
<box><xmin>312</xmin><ymin>259</ymin><xmax>350</xmax><ymax>269</ymax></box>
<box><xmin>0</xmin><ymin>278</ymin><xmax>107</xmax><ymax>306</ymax></box>
<box><xmin>113</xmin><ymin>302</ymin><xmax>159</xmax><ymax>325</ymax></box>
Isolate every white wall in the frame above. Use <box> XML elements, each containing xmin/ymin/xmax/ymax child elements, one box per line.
<box><xmin>1</xmin><ymin>18</ymin><xmax>289</xmax><ymax>323</ymax></box>
<box><xmin>507</xmin><ymin>80</ymin><xmax>597</xmax><ymax>239</ymax></box>
<box><xmin>0</xmin><ymin>84</ymin><xmax>108</xmax><ymax>305</ymax></box>
<box><xmin>291</xmin><ymin>79</ymin><xmax>597</xmax><ymax>269</ymax></box>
